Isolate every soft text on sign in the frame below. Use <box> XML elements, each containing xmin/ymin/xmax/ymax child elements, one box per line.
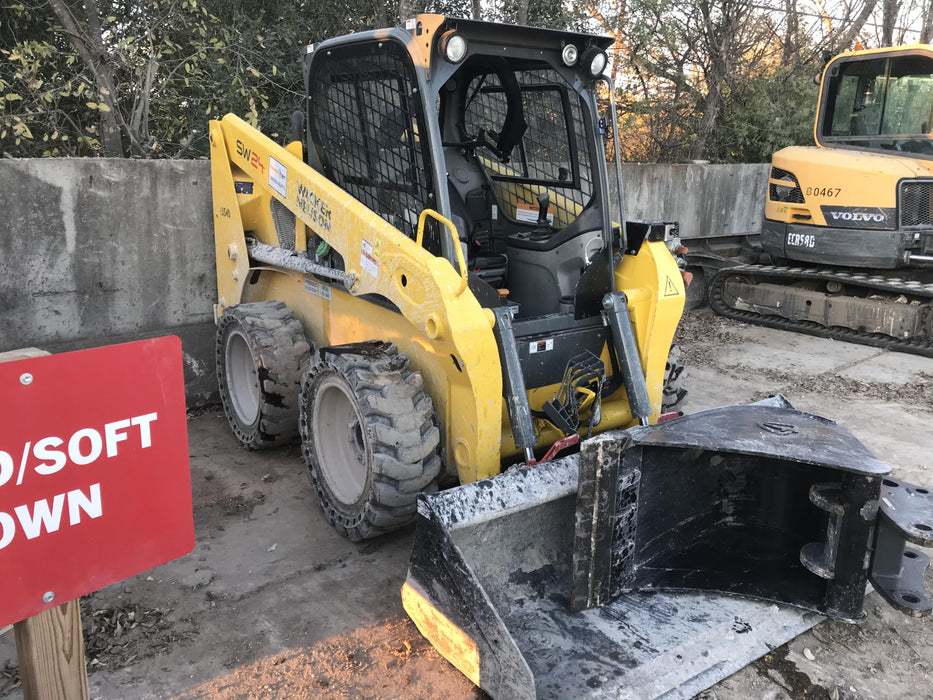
<box><xmin>0</xmin><ymin>413</ymin><xmax>158</xmax><ymax>485</ymax></box>
<box><xmin>0</xmin><ymin>412</ymin><xmax>158</xmax><ymax>551</ymax></box>
<box><xmin>0</xmin><ymin>336</ymin><xmax>193</xmax><ymax>629</ymax></box>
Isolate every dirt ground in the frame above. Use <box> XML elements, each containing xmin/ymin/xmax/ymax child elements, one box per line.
<box><xmin>1</xmin><ymin>308</ymin><xmax>932</xmax><ymax>699</ymax></box>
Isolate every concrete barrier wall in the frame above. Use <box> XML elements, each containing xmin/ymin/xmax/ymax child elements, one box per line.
<box><xmin>0</xmin><ymin>159</ymin><xmax>767</xmax><ymax>405</ymax></box>
<box><xmin>612</xmin><ymin>163</ymin><xmax>770</xmax><ymax>239</ymax></box>
<box><xmin>0</xmin><ymin>159</ymin><xmax>217</xmax><ymax>405</ymax></box>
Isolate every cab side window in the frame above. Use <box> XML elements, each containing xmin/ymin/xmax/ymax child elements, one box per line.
<box><xmin>308</xmin><ymin>40</ymin><xmax>438</xmax><ymax>247</ymax></box>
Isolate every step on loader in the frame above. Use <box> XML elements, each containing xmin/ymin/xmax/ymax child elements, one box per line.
<box><xmin>209</xmin><ymin>15</ymin><xmax>933</xmax><ymax>698</ymax></box>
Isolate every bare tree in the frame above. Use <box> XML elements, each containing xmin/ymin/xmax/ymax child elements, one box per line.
<box><xmin>882</xmin><ymin>0</ymin><xmax>899</xmax><ymax>44</ymax></box>
<box><xmin>47</xmin><ymin>0</ymin><xmax>125</xmax><ymax>156</ymax></box>
<box><xmin>687</xmin><ymin>0</ymin><xmax>771</xmax><ymax>160</ymax></box>
<box><xmin>399</xmin><ymin>0</ymin><xmax>423</xmax><ymax>22</ymax></box>
<box><xmin>783</xmin><ymin>0</ymin><xmax>799</xmax><ymax>63</ymax></box>
<box><xmin>923</xmin><ymin>0</ymin><xmax>933</xmax><ymax>41</ymax></box>
<box><xmin>828</xmin><ymin>0</ymin><xmax>879</xmax><ymax>50</ymax></box>
<box><xmin>516</xmin><ymin>0</ymin><xmax>530</xmax><ymax>25</ymax></box>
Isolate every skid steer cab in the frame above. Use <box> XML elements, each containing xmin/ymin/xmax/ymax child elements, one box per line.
<box><xmin>210</xmin><ymin>14</ymin><xmax>685</xmax><ymax>540</ymax></box>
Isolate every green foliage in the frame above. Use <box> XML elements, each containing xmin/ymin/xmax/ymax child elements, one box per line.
<box><xmin>597</xmin><ymin>0</ymin><xmax>822</xmax><ymax>163</ymax></box>
<box><xmin>0</xmin><ymin>0</ymin><xmax>820</xmax><ymax>162</ymax></box>
<box><xmin>487</xmin><ymin>0</ymin><xmax>589</xmax><ymax>30</ymax></box>
<box><xmin>1</xmin><ymin>5</ymin><xmax>96</xmax><ymax>156</ymax></box>
<box><xmin>705</xmin><ymin>66</ymin><xmax>818</xmax><ymax>163</ymax></box>
<box><xmin>0</xmin><ymin>0</ymin><xmax>395</xmax><ymax>158</ymax></box>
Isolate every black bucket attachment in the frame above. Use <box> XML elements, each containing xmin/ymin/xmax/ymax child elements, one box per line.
<box><xmin>402</xmin><ymin>397</ymin><xmax>933</xmax><ymax>699</ymax></box>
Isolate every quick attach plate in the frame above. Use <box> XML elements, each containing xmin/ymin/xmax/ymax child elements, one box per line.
<box><xmin>871</xmin><ymin>477</ymin><xmax>933</xmax><ymax>617</ymax></box>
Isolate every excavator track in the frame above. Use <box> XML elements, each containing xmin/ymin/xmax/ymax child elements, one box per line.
<box><xmin>709</xmin><ymin>264</ymin><xmax>933</xmax><ymax>358</ymax></box>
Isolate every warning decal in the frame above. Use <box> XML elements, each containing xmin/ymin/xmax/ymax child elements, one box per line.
<box><xmin>516</xmin><ymin>205</ymin><xmax>553</xmax><ymax>225</ymax></box>
<box><xmin>304</xmin><ymin>278</ymin><xmax>332</xmax><ymax>300</ymax></box>
<box><xmin>268</xmin><ymin>156</ymin><xmax>288</xmax><ymax>198</ymax></box>
<box><xmin>360</xmin><ymin>238</ymin><xmax>380</xmax><ymax>278</ymax></box>
<box><xmin>663</xmin><ymin>276</ymin><xmax>680</xmax><ymax>297</ymax></box>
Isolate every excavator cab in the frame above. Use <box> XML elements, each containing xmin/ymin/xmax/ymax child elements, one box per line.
<box><xmin>702</xmin><ymin>45</ymin><xmax>933</xmax><ymax>356</ymax></box>
<box><xmin>818</xmin><ymin>48</ymin><xmax>933</xmax><ymax>155</ymax></box>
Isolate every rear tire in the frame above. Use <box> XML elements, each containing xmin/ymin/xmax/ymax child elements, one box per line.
<box><xmin>216</xmin><ymin>302</ymin><xmax>311</xmax><ymax>448</ymax></box>
<box><xmin>300</xmin><ymin>341</ymin><xmax>441</xmax><ymax>541</ymax></box>
<box><xmin>662</xmin><ymin>343</ymin><xmax>687</xmax><ymax>412</ymax></box>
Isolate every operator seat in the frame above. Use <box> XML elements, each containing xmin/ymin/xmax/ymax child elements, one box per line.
<box><xmin>448</xmin><ymin>181</ymin><xmax>507</xmax><ymax>287</ymax></box>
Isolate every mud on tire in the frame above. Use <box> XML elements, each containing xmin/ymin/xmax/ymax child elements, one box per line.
<box><xmin>662</xmin><ymin>343</ymin><xmax>688</xmax><ymax>412</ymax></box>
<box><xmin>300</xmin><ymin>341</ymin><xmax>441</xmax><ymax>541</ymax></box>
<box><xmin>216</xmin><ymin>302</ymin><xmax>311</xmax><ymax>449</ymax></box>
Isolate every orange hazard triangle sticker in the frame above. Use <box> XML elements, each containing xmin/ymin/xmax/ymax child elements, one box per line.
<box><xmin>663</xmin><ymin>276</ymin><xmax>679</xmax><ymax>297</ymax></box>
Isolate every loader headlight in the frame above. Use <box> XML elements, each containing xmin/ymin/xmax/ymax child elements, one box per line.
<box><xmin>581</xmin><ymin>47</ymin><xmax>608</xmax><ymax>77</ymax></box>
<box><xmin>439</xmin><ymin>31</ymin><xmax>468</xmax><ymax>64</ymax></box>
<box><xmin>561</xmin><ymin>44</ymin><xmax>579</xmax><ymax>66</ymax></box>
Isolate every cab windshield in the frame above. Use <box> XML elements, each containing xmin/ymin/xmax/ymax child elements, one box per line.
<box><xmin>461</xmin><ymin>66</ymin><xmax>595</xmax><ymax>229</ymax></box>
<box><xmin>820</xmin><ymin>52</ymin><xmax>933</xmax><ymax>157</ymax></box>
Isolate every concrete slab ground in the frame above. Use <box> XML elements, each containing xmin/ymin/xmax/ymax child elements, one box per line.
<box><xmin>1</xmin><ymin>308</ymin><xmax>931</xmax><ymax>699</ymax></box>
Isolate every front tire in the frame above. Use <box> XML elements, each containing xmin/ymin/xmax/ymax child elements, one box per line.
<box><xmin>300</xmin><ymin>342</ymin><xmax>441</xmax><ymax>541</ymax></box>
<box><xmin>216</xmin><ymin>302</ymin><xmax>311</xmax><ymax>448</ymax></box>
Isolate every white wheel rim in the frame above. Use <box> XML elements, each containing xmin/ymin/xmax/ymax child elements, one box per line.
<box><xmin>225</xmin><ymin>328</ymin><xmax>260</xmax><ymax>426</ymax></box>
<box><xmin>313</xmin><ymin>376</ymin><xmax>367</xmax><ymax>505</ymax></box>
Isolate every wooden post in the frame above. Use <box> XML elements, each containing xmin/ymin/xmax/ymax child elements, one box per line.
<box><xmin>14</xmin><ymin>601</ymin><xmax>89</xmax><ymax>700</ymax></box>
<box><xmin>2</xmin><ymin>348</ymin><xmax>89</xmax><ymax>700</ymax></box>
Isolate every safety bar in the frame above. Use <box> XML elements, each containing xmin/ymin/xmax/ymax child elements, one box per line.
<box><xmin>417</xmin><ymin>209</ymin><xmax>469</xmax><ymax>297</ymax></box>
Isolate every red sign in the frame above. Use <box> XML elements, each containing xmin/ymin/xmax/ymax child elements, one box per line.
<box><xmin>0</xmin><ymin>337</ymin><xmax>194</xmax><ymax>627</ymax></box>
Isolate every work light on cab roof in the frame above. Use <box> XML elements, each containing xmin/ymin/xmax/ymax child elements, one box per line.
<box><xmin>581</xmin><ymin>46</ymin><xmax>608</xmax><ymax>77</ymax></box>
<box><xmin>561</xmin><ymin>43</ymin><xmax>579</xmax><ymax>66</ymax></box>
<box><xmin>439</xmin><ymin>30</ymin><xmax>468</xmax><ymax>63</ymax></box>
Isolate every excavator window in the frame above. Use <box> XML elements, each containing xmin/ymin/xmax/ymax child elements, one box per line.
<box><xmin>306</xmin><ymin>39</ymin><xmax>441</xmax><ymax>252</ymax></box>
<box><xmin>822</xmin><ymin>53</ymin><xmax>933</xmax><ymax>156</ymax></box>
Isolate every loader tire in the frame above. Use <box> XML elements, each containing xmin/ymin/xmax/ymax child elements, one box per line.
<box><xmin>216</xmin><ymin>302</ymin><xmax>311</xmax><ymax>449</ymax></box>
<box><xmin>662</xmin><ymin>343</ymin><xmax>687</xmax><ymax>412</ymax></box>
<box><xmin>300</xmin><ymin>342</ymin><xmax>441</xmax><ymax>541</ymax></box>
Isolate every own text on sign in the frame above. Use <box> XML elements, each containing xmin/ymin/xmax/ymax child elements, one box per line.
<box><xmin>0</xmin><ymin>412</ymin><xmax>158</xmax><ymax>550</ymax></box>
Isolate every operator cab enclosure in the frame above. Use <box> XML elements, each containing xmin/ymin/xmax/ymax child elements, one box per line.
<box><xmin>300</xmin><ymin>15</ymin><xmax>615</xmax><ymax>321</ymax></box>
<box><xmin>817</xmin><ymin>45</ymin><xmax>933</xmax><ymax>158</ymax></box>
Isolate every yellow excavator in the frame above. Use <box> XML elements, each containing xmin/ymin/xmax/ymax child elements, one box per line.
<box><xmin>709</xmin><ymin>45</ymin><xmax>933</xmax><ymax>354</ymax></box>
<box><xmin>209</xmin><ymin>18</ymin><xmax>933</xmax><ymax>698</ymax></box>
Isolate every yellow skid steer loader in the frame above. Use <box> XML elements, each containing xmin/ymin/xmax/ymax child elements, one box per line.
<box><xmin>210</xmin><ymin>16</ymin><xmax>933</xmax><ymax>698</ymax></box>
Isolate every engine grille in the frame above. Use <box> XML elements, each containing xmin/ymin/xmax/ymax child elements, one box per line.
<box><xmin>900</xmin><ymin>180</ymin><xmax>933</xmax><ymax>228</ymax></box>
<box><xmin>270</xmin><ymin>199</ymin><xmax>295</xmax><ymax>250</ymax></box>
<box><xmin>769</xmin><ymin>167</ymin><xmax>805</xmax><ymax>204</ymax></box>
